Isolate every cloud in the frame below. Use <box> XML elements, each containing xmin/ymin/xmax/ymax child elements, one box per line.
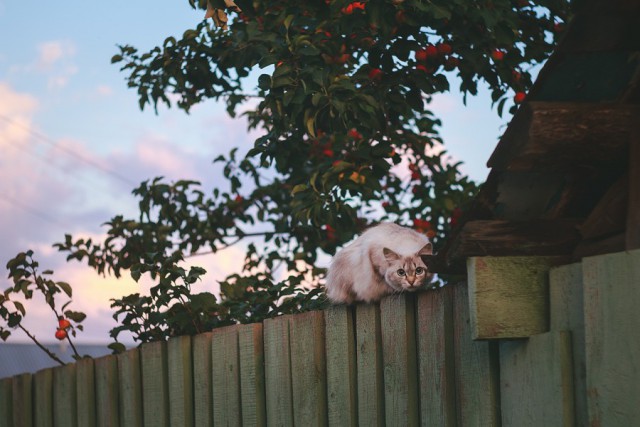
<box><xmin>35</xmin><ymin>40</ymin><xmax>76</xmax><ymax>71</ymax></box>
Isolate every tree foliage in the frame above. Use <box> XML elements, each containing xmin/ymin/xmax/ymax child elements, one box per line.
<box><xmin>3</xmin><ymin>0</ymin><xmax>571</xmax><ymax>350</ymax></box>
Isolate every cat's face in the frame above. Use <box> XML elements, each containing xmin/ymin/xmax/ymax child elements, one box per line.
<box><xmin>382</xmin><ymin>244</ymin><xmax>433</xmax><ymax>292</ymax></box>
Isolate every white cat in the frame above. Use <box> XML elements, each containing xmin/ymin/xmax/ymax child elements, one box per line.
<box><xmin>325</xmin><ymin>222</ymin><xmax>433</xmax><ymax>304</ymax></box>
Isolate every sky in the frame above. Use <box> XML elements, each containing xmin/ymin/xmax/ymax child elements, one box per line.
<box><xmin>0</xmin><ymin>1</ymin><xmax>510</xmax><ymax>345</ymax></box>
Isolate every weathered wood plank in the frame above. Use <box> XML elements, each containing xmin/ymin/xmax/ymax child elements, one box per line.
<box><xmin>117</xmin><ymin>347</ymin><xmax>143</xmax><ymax>427</ymax></box>
<box><xmin>550</xmin><ymin>262</ymin><xmax>588</xmax><ymax>427</ymax></box>
<box><xmin>53</xmin><ymin>363</ymin><xmax>77</xmax><ymax>427</ymax></box>
<box><xmin>0</xmin><ymin>377</ymin><xmax>13</xmax><ymax>427</ymax></box>
<box><xmin>453</xmin><ymin>283</ymin><xmax>500</xmax><ymax>427</ymax></box>
<box><xmin>211</xmin><ymin>325</ymin><xmax>241</xmax><ymax>427</ymax></box>
<box><xmin>324</xmin><ymin>305</ymin><xmax>357</xmax><ymax>427</ymax></box>
<box><xmin>289</xmin><ymin>311</ymin><xmax>327</xmax><ymax>426</ymax></box>
<box><xmin>355</xmin><ymin>303</ymin><xmax>384</xmax><ymax>427</ymax></box>
<box><xmin>167</xmin><ymin>335</ymin><xmax>193</xmax><ymax>427</ymax></box>
<box><xmin>489</xmin><ymin>102</ymin><xmax>637</xmax><ymax>171</ymax></box>
<box><xmin>141</xmin><ymin>341</ymin><xmax>169</xmax><ymax>427</ymax></box>
<box><xmin>467</xmin><ymin>256</ymin><xmax>565</xmax><ymax>339</ymax></box>
<box><xmin>579</xmin><ymin>175</ymin><xmax>627</xmax><ymax>240</ymax></box>
<box><xmin>238</xmin><ymin>323</ymin><xmax>266</xmax><ymax>427</ymax></box>
<box><xmin>380</xmin><ymin>294</ymin><xmax>419</xmax><ymax>427</ymax></box>
<box><xmin>583</xmin><ymin>250</ymin><xmax>640</xmax><ymax>426</ymax></box>
<box><xmin>192</xmin><ymin>332</ymin><xmax>213</xmax><ymax>427</ymax></box>
<box><xmin>500</xmin><ymin>331</ymin><xmax>575</xmax><ymax>427</ymax></box>
<box><xmin>33</xmin><ymin>368</ymin><xmax>53</xmax><ymax>427</ymax></box>
<box><xmin>76</xmin><ymin>358</ymin><xmax>96</xmax><ymax>427</ymax></box>
<box><xmin>12</xmin><ymin>373</ymin><xmax>32</xmax><ymax>427</ymax></box>
<box><xmin>263</xmin><ymin>315</ymin><xmax>294</xmax><ymax>427</ymax></box>
<box><xmin>416</xmin><ymin>287</ymin><xmax>456</xmax><ymax>427</ymax></box>
<box><xmin>94</xmin><ymin>354</ymin><xmax>119</xmax><ymax>427</ymax></box>
<box><xmin>447</xmin><ymin>220</ymin><xmax>580</xmax><ymax>262</ymax></box>
<box><xmin>627</xmin><ymin>116</ymin><xmax>640</xmax><ymax>250</ymax></box>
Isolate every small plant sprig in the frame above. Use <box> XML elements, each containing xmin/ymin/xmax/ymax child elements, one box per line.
<box><xmin>1</xmin><ymin>250</ymin><xmax>86</xmax><ymax>365</ymax></box>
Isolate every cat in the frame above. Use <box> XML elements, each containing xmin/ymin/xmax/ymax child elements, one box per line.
<box><xmin>325</xmin><ymin>222</ymin><xmax>433</xmax><ymax>304</ymax></box>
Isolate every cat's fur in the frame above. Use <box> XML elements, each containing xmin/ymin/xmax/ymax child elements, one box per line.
<box><xmin>325</xmin><ymin>222</ymin><xmax>433</xmax><ymax>304</ymax></box>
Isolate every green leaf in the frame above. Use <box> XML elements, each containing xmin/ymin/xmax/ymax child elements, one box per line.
<box><xmin>108</xmin><ymin>342</ymin><xmax>127</xmax><ymax>354</ymax></box>
<box><xmin>57</xmin><ymin>281</ymin><xmax>73</xmax><ymax>297</ymax></box>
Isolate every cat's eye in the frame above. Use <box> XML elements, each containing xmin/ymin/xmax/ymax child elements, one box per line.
<box><xmin>397</xmin><ymin>269</ymin><xmax>406</xmax><ymax>276</ymax></box>
<box><xmin>416</xmin><ymin>267</ymin><xmax>425</xmax><ymax>275</ymax></box>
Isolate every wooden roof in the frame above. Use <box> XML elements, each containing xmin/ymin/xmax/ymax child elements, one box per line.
<box><xmin>433</xmin><ymin>0</ymin><xmax>640</xmax><ymax>273</ymax></box>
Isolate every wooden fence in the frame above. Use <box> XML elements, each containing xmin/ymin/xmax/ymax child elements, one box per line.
<box><xmin>0</xmin><ymin>249</ymin><xmax>638</xmax><ymax>426</ymax></box>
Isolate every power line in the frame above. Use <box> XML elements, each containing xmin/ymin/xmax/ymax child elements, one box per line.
<box><xmin>0</xmin><ymin>114</ymin><xmax>136</xmax><ymax>187</ymax></box>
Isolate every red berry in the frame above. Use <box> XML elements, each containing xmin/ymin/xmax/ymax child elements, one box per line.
<box><xmin>514</xmin><ymin>91</ymin><xmax>526</xmax><ymax>103</ymax></box>
<box><xmin>341</xmin><ymin>4</ymin><xmax>354</xmax><ymax>14</ymax></box>
<box><xmin>437</xmin><ymin>43</ymin><xmax>452</xmax><ymax>55</ymax></box>
<box><xmin>411</xmin><ymin>171</ymin><xmax>421</xmax><ymax>181</ymax></box>
<box><xmin>368</xmin><ymin>68</ymin><xmax>383</xmax><ymax>82</ymax></box>
<box><xmin>416</xmin><ymin>64</ymin><xmax>432</xmax><ymax>73</ymax></box>
<box><xmin>55</xmin><ymin>328</ymin><xmax>67</xmax><ymax>340</ymax></box>
<box><xmin>352</xmin><ymin>2</ymin><xmax>366</xmax><ymax>10</ymax></box>
<box><xmin>512</xmin><ymin>70</ymin><xmax>522</xmax><ymax>82</ymax></box>
<box><xmin>335</xmin><ymin>53</ymin><xmax>351</xmax><ymax>64</ymax></box>
<box><xmin>234</xmin><ymin>195</ymin><xmax>244</xmax><ymax>203</ymax></box>
<box><xmin>425</xmin><ymin>45</ymin><xmax>438</xmax><ymax>58</ymax></box>
<box><xmin>58</xmin><ymin>318</ymin><xmax>71</xmax><ymax>330</ymax></box>
<box><xmin>491</xmin><ymin>49</ymin><xmax>505</xmax><ymax>61</ymax></box>
<box><xmin>323</xmin><ymin>148</ymin><xmax>335</xmax><ymax>157</ymax></box>
<box><xmin>444</xmin><ymin>56</ymin><xmax>460</xmax><ymax>70</ymax></box>
<box><xmin>415</xmin><ymin>49</ymin><xmax>428</xmax><ymax>63</ymax></box>
<box><xmin>348</xmin><ymin>128</ymin><xmax>363</xmax><ymax>139</ymax></box>
<box><xmin>416</xmin><ymin>45</ymin><xmax>438</xmax><ymax>62</ymax></box>
<box><xmin>382</xmin><ymin>201</ymin><xmax>390</xmax><ymax>209</ymax></box>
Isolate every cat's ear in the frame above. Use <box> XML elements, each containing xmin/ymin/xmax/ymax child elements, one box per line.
<box><xmin>418</xmin><ymin>242</ymin><xmax>433</xmax><ymax>256</ymax></box>
<box><xmin>383</xmin><ymin>247</ymin><xmax>400</xmax><ymax>262</ymax></box>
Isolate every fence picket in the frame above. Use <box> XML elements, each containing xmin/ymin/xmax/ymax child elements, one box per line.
<box><xmin>583</xmin><ymin>250</ymin><xmax>640</xmax><ymax>426</ymax></box>
<box><xmin>117</xmin><ymin>347</ymin><xmax>143</xmax><ymax>427</ymax></box>
<box><xmin>238</xmin><ymin>323</ymin><xmax>266</xmax><ymax>427</ymax></box>
<box><xmin>550</xmin><ymin>262</ymin><xmax>587</xmax><ymax>426</ymax></box>
<box><xmin>380</xmin><ymin>294</ymin><xmax>419</xmax><ymax>427</ymax></box>
<box><xmin>500</xmin><ymin>331</ymin><xmax>575</xmax><ymax>426</ymax></box>
<box><xmin>452</xmin><ymin>283</ymin><xmax>500</xmax><ymax>427</ymax></box>
<box><xmin>12</xmin><ymin>373</ymin><xmax>32</xmax><ymax>427</ymax></box>
<box><xmin>141</xmin><ymin>341</ymin><xmax>169</xmax><ymax>427</ymax></box>
<box><xmin>192</xmin><ymin>332</ymin><xmax>213</xmax><ymax>427</ymax></box>
<box><xmin>355</xmin><ymin>303</ymin><xmax>384</xmax><ymax>427</ymax></box>
<box><xmin>168</xmin><ymin>335</ymin><xmax>193</xmax><ymax>427</ymax></box>
<box><xmin>95</xmin><ymin>354</ymin><xmax>119</xmax><ymax>427</ymax></box>
<box><xmin>416</xmin><ymin>287</ymin><xmax>456</xmax><ymax>426</ymax></box>
<box><xmin>33</xmin><ymin>368</ymin><xmax>52</xmax><ymax>427</ymax></box>
<box><xmin>325</xmin><ymin>305</ymin><xmax>357</xmax><ymax>427</ymax></box>
<box><xmin>264</xmin><ymin>315</ymin><xmax>294</xmax><ymax>427</ymax></box>
<box><xmin>53</xmin><ymin>363</ymin><xmax>77</xmax><ymax>427</ymax></box>
<box><xmin>0</xmin><ymin>377</ymin><xmax>13</xmax><ymax>427</ymax></box>
<box><xmin>76</xmin><ymin>358</ymin><xmax>96</xmax><ymax>427</ymax></box>
<box><xmin>290</xmin><ymin>311</ymin><xmax>327</xmax><ymax>426</ymax></box>
<box><xmin>212</xmin><ymin>325</ymin><xmax>242</xmax><ymax>426</ymax></box>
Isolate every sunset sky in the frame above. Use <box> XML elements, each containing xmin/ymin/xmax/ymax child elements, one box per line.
<box><xmin>0</xmin><ymin>1</ymin><xmax>509</xmax><ymax>345</ymax></box>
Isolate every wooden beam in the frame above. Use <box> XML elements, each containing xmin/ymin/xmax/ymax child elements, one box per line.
<box><xmin>579</xmin><ymin>175</ymin><xmax>627</xmax><ymax>240</ymax></box>
<box><xmin>467</xmin><ymin>256</ymin><xmax>567</xmax><ymax>339</ymax></box>
<box><xmin>627</xmin><ymin>111</ymin><xmax>640</xmax><ymax>250</ymax></box>
<box><xmin>445</xmin><ymin>219</ymin><xmax>581</xmax><ymax>266</ymax></box>
<box><xmin>489</xmin><ymin>103</ymin><xmax>638</xmax><ymax>171</ymax></box>
<box><xmin>573</xmin><ymin>232</ymin><xmax>625</xmax><ymax>259</ymax></box>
